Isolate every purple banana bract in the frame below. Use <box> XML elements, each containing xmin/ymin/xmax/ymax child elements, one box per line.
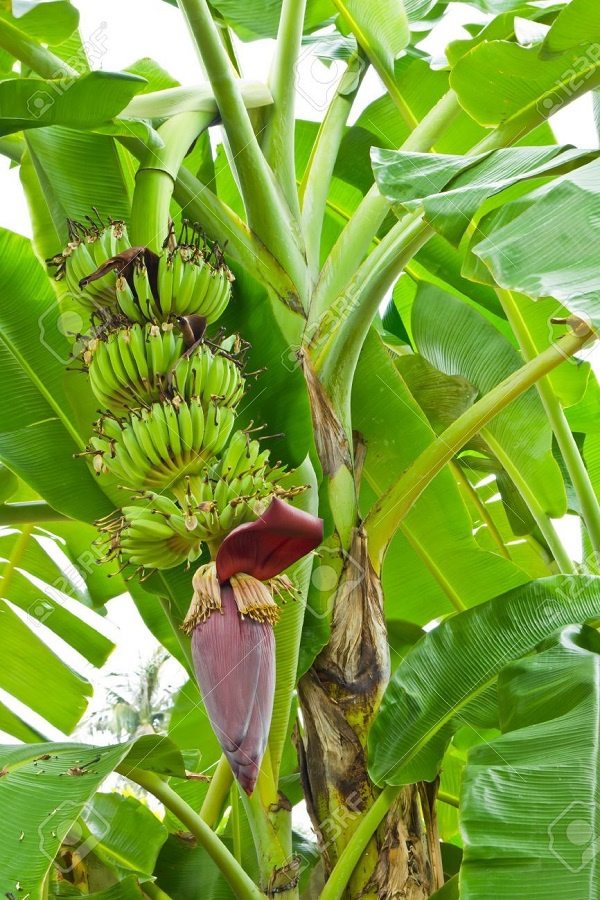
<box><xmin>190</xmin><ymin>498</ymin><xmax>323</xmax><ymax>794</ymax></box>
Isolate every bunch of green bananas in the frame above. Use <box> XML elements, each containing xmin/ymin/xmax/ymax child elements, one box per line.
<box><xmin>170</xmin><ymin>343</ymin><xmax>245</xmax><ymax>409</ymax></box>
<box><xmin>85</xmin><ymin>323</ymin><xmax>246</xmax><ymax>413</ymax></box>
<box><xmin>52</xmin><ymin>211</ymin><xmax>303</xmax><ymax>575</ymax></box>
<box><xmin>97</xmin><ymin>497</ymin><xmax>203</xmax><ymax>571</ymax></box>
<box><xmin>51</xmin><ymin>217</ymin><xmax>234</xmax><ymax>327</ymax></box>
<box><xmin>117</xmin><ymin>246</ymin><xmax>233</xmax><ymax>324</ymax></box>
<box><xmin>90</xmin><ymin>400</ymin><xmax>236</xmax><ymax>492</ymax></box>
<box><xmin>170</xmin><ymin>431</ymin><xmax>289</xmax><ymax>535</ymax></box>
<box><xmin>84</xmin><ymin>323</ymin><xmax>184</xmax><ymax>411</ymax></box>
<box><xmin>47</xmin><ymin>217</ymin><xmax>129</xmax><ymax>310</ymax></box>
<box><xmin>96</xmin><ymin>433</ymin><xmax>302</xmax><ymax>571</ymax></box>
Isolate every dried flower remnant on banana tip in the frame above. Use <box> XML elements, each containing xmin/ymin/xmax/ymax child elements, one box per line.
<box><xmin>183</xmin><ymin>498</ymin><xmax>324</xmax><ymax>794</ymax></box>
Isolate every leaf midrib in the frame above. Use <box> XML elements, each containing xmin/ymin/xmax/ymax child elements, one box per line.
<box><xmin>0</xmin><ymin>328</ymin><xmax>84</xmax><ymax>450</ymax></box>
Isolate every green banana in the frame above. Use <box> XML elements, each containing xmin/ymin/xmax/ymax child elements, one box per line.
<box><xmin>85</xmin><ymin>324</ymin><xmax>185</xmax><ymax>411</ymax></box>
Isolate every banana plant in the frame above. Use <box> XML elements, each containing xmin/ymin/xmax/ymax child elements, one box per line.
<box><xmin>2</xmin><ymin>0</ymin><xmax>600</xmax><ymax>897</ymax></box>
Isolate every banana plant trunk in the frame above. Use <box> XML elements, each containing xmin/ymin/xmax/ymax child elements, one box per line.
<box><xmin>296</xmin><ymin>376</ymin><xmax>437</xmax><ymax>898</ymax></box>
<box><xmin>297</xmin><ymin>534</ymin><xmax>435</xmax><ymax>898</ymax></box>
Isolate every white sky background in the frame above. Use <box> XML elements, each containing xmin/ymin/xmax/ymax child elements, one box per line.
<box><xmin>0</xmin><ymin>0</ymin><xmax>597</xmax><ymax>741</ymax></box>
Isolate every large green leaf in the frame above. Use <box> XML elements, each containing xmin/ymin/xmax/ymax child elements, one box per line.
<box><xmin>155</xmin><ymin>833</ymin><xmax>236</xmax><ymax>900</ymax></box>
<box><xmin>0</xmin><ymin>528</ymin><xmax>114</xmax><ymax>667</ymax></box>
<box><xmin>541</xmin><ymin>0</ymin><xmax>600</xmax><ymax>56</ymax></box>
<box><xmin>368</xmin><ymin>574</ymin><xmax>600</xmax><ymax>786</ymax></box>
<box><xmin>354</xmin><ymin>331</ymin><xmax>529</xmax><ymax>626</ymax></box>
<box><xmin>412</xmin><ymin>283</ymin><xmax>566</xmax><ymax>517</ymax></box>
<box><xmin>0</xmin><ymin>1</ymin><xmax>79</xmax><ymax>45</ymax></box>
<box><xmin>371</xmin><ymin>144</ymin><xmax>598</xmax><ymax>246</ymax></box>
<box><xmin>63</xmin><ymin>877</ymin><xmax>145</xmax><ymax>900</ymax></box>
<box><xmin>0</xmin><ymin>597</ymin><xmax>91</xmax><ymax>734</ymax></box>
<box><xmin>0</xmin><ymin>71</ymin><xmax>146</xmax><ymax>137</ymax></box>
<box><xmin>460</xmin><ymin>625</ymin><xmax>600</xmax><ymax>897</ymax></box>
<box><xmin>472</xmin><ymin>159</ymin><xmax>600</xmax><ymax>328</ymax></box>
<box><xmin>124</xmin><ymin>57</ymin><xmax>179</xmax><ymax>93</ymax></box>
<box><xmin>0</xmin><ymin>700</ymin><xmax>43</xmax><ymax>743</ymax></box>
<box><xmin>46</xmin><ymin>519</ymin><xmax>126</xmax><ymax>607</ymax></box>
<box><xmin>83</xmin><ymin>792</ymin><xmax>167</xmax><ymax>877</ymax></box>
<box><xmin>431</xmin><ymin>876</ymin><xmax>459</xmax><ymax>899</ymax></box>
<box><xmin>409</xmin><ymin>236</ymin><xmax>508</xmax><ymax>322</ymax></box>
<box><xmin>446</xmin><ymin>5</ymin><xmax>562</xmax><ymax>66</ymax></box>
<box><xmin>450</xmin><ymin>39</ymin><xmax>600</xmax><ymax>134</ymax></box>
<box><xmin>462</xmin><ymin>0</ymin><xmax>553</xmax><ymax>11</ymax></box>
<box><xmin>333</xmin><ymin>0</ymin><xmax>409</xmax><ymax>77</ymax></box>
<box><xmin>19</xmin><ymin>146</ymin><xmax>60</xmax><ymax>264</ymax></box>
<box><xmin>0</xmin><ymin>227</ymin><xmax>112</xmax><ymax>520</ymax></box>
<box><xmin>26</xmin><ymin>128</ymin><xmax>134</xmax><ymax>243</ymax></box>
<box><xmin>0</xmin><ymin>737</ymin><xmax>187</xmax><ymax>899</ymax></box>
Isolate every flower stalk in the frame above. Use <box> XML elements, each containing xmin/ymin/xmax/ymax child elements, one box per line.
<box><xmin>118</xmin><ymin>766</ymin><xmax>266</xmax><ymax>900</ymax></box>
<box><xmin>130</xmin><ymin>110</ymin><xmax>216</xmax><ymax>251</ymax></box>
